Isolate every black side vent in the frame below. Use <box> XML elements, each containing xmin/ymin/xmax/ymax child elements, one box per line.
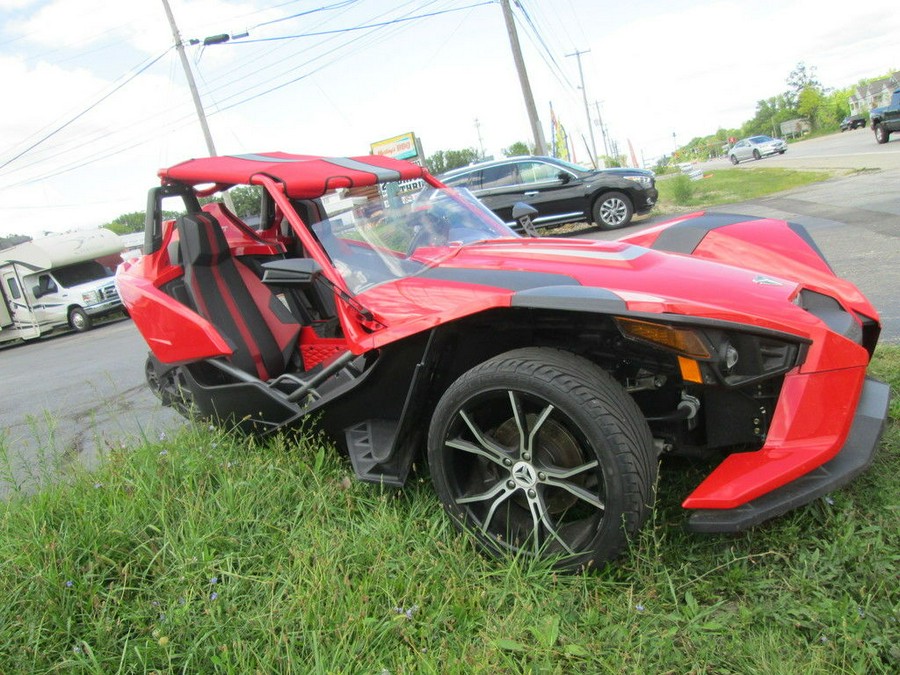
<box><xmin>798</xmin><ymin>289</ymin><xmax>862</xmax><ymax>345</ymax></box>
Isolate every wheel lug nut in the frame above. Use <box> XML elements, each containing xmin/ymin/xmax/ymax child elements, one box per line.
<box><xmin>506</xmin><ymin>480</ymin><xmax>516</xmax><ymax>489</ymax></box>
<box><xmin>503</xmin><ymin>458</ymin><xmax>512</xmax><ymax>467</ymax></box>
<box><xmin>527</xmin><ymin>489</ymin><xmax>536</xmax><ymax>498</ymax></box>
<box><xmin>522</xmin><ymin>452</ymin><xmax>531</xmax><ymax>461</ymax></box>
<box><xmin>538</xmin><ymin>472</ymin><xmax>546</xmax><ymax>481</ymax></box>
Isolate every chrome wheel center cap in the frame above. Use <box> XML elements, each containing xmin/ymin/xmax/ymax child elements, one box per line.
<box><xmin>511</xmin><ymin>461</ymin><xmax>537</xmax><ymax>488</ymax></box>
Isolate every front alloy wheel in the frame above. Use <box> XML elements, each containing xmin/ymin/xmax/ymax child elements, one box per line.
<box><xmin>593</xmin><ymin>191</ymin><xmax>634</xmax><ymax>230</ymax></box>
<box><xmin>428</xmin><ymin>348</ymin><xmax>655</xmax><ymax>570</ymax></box>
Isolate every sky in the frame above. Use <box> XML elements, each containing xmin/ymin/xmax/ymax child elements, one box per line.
<box><xmin>1</xmin><ymin>0</ymin><xmax>898</xmax><ymax>237</ymax></box>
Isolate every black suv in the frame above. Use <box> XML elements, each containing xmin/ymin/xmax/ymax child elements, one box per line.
<box><xmin>438</xmin><ymin>156</ymin><xmax>657</xmax><ymax>230</ymax></box>
<box><xmin>840</xmin><ymin>114</ymin><xmax>866</xmax><ymax>131</ymax></box>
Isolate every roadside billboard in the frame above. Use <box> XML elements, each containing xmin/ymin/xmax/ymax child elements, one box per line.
<box><xmin>370</xmin><ymin>132</ymin><xmax>422</xmax><ymax>161</ymax></box>
<box><xmin>370</xmin><ymin>132</ymin><xmax>426</xmax><ymax>201</ymax></box>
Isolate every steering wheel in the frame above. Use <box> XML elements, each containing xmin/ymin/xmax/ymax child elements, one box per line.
<box><xmin>407</xmin><ymin>212</ymin><xmax>450</xmax><ymax>255</ymax></box>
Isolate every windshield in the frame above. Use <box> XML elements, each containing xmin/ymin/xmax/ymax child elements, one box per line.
<box><xmin>547</xmin><ymin>157</ymin><xmax>594</xmax><ymax>174</ymax></box>
<box><xmin>749</xmin><ymin>135</ymin><xmax>772</xmax><ymax>143</ymax></box>
<box><xmin>310</xmin><ymin>184</ymin><xmax>517</xmax><ymax>293</ymax></box>
<box><xmin>51</xmin><ymin>260</ymin><xmax>114</xmax><ymax>287</ymax></box>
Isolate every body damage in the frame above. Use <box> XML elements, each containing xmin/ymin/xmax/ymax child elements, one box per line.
<box><xmin>118</xmin><ymin>152</ymin><xmax>888</xmax><ymax>564</ymax></box>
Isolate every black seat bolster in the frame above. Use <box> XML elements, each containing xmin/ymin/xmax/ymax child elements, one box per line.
<box><xmin>176</xmin><ymin>212</ymin><xmax>301</xmax><ymax>380</ymax></box>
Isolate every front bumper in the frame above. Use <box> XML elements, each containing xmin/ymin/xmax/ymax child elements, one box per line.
<box><xmin>635</xmin><ymin>187</ymin><xmax>659</xmax><ymax>213</ymax></box>
<box><xmin>85</xmin><ymin>297</ymin><xmax>124</xmax><ymax>317</ymax></box>
<box><xmin>686</xmin><ymin>376</ymin><xmax>890</xmax><ymax>533</ymax></box>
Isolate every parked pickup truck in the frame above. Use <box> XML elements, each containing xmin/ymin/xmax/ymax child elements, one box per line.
<box><xmin>870</xmin><ymin>89</ymin><xmax>900</xmax><ymax>143</ymax></box>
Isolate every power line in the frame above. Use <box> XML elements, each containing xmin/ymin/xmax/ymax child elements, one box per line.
<box><xmin>252</xmin><ymin>0</ymin><xmax>360</xmax><ymax>30</ymax></box>
<box><xmin>513</xmin><ymin>1</ymin><xmax>574</xmax><ymax>91</ymax></box>
<box><xmin>0</xmin><ymin>1</ymin><xmax>490</xmax><ymax>187</ymax></box>
<box><xmin>0</xmin><ymin>48</ymin><xmax>172</xmax><ymax>173</ymax></box>
<box><xmin>219</xmin><ymin>1</ymin><xmax>493</xmax><ymax>44</ymax></box>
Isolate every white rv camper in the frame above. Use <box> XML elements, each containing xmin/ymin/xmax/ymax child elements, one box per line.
<box><xmin>0</xmin><ymin>229</ymin><xmax>125</xmax><ymax>345</ymax></box>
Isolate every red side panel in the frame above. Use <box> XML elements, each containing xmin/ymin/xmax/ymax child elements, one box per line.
<box><xmin>117</xmin><ymin>267</ymin><xmax>232</xmax><ymax>365</ymax></box>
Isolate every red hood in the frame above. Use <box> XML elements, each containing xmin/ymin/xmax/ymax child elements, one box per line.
<box><xmin>355</xmin><ymin>237</ymin><xmax>829</xmax><ymax>347</ymax></box>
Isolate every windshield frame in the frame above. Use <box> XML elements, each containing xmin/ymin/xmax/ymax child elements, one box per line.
<box><xmin>307</xmin><ymin>185</ymin><xmax>518</xmax><ymax>294</ymax></box>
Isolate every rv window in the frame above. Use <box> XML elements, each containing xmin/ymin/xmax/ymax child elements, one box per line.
<box><xmin>6</xmin><ymin>278</ymin><xmax>21</xmax><ymax>300</ymax></box>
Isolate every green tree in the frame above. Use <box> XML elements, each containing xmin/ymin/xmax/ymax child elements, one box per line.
<box><xmin>224</xmin><ymin>186</ymin><xmax>262</xmax><ymax>220</ymax></box>
<box><xmin>0</xmin><ymin>234</ymin><xmax>31</xmax><ymax>250</ymax></box>
<box><xmin>425</xmin><ymin>148</ymin><xmax>479</xmax><ymax>175</ymax></box>
<box><xmin>786</xmin><ymin>62</ymin><xmax>822</xmax><ymax>108</ymax></box>
<box><xmin>502</xmin><ymin>141</ymin><xmax>531</xmax><ymax>157</ymax></box>
<box><xmin>797</xmin><ymin>86</ymin><xmax>826</xmax><ymax>128</ymax></box>
<box><xmin>105</xmin><ymin>211</ymin><xmax>146</xmax><ymax>235</ymax></box>
<box><xmin>739</xmin><ymin>94</ymin><xmax>795</xmax><ymax>137</ymax></box>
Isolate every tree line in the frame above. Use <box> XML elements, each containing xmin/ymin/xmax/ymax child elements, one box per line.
<box><xmin>668</xmin><ymin>62</ymin><xmax>882</xmax><ymax>167</ymax></box>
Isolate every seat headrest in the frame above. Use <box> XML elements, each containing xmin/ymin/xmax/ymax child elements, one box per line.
<box><xmin>176</xmin><ymin>213</ymin><xmax>229</xmax><ymax>266</ymax></box>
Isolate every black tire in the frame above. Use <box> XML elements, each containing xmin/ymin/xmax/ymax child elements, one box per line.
<box><xmin>68</xmin><ymin>307</ymin><xmax>92</xmax><ymax>332</ymax></box>
<box><xmin>752</xmin><ymin>149</ymin><xmax>761</xmax><ymax>160</ymax></box>
<box><xmin>874</xmin><ymin>123</ymin><xmax>890</xmax><ymax>144</ymax></box>
<box><xmin>592</xmin><ymin>191</ymin><xmax>634</xmax><ymax>230</ymax></box>
<box><xmin>729</xmin><ymin>154</ymin><xmax>739</xmax><ymax>165</ymax></box>
<box><xmin>145</xmin><ymin>356</ymin><xmax>172</xmax><ymax>407</ymax></box>
<box><xmin>427</xmin><ymin>347</ymin><xmax>656</xmax><ymax>570</ymax></box>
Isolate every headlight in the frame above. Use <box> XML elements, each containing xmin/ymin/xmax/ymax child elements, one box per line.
<box><xmin>623</xmin><ymin>174</ymin><xmax>653</xmax><ymax>188</ymax></box>
<box><xmin>616</xmin><ymin>317</ymin><xmax>804</xmax><ymax>386</ymax></box>
<box><xmin>82</xmin><ymin>290</ymin><xmax>100</xmax><ymax>304</ymax></box>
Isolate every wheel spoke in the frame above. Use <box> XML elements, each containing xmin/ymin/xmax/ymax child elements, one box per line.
<box><xmin>542</xmin><ymin>459</ymin><xmax>599</xmax><ymax>480</ymax></box>
<box><xmin>455</xmin><ymin>480</ymin><xmax>508</xmax><ymax>505</ymax></box>
<box><xmin>526</xmin><ymin>404</ymin><xmax>554</xmax><ymax>455</ymax></box>
<box><xmin>526</xmin><ymin>499</ymin><xmax>543</xmax><ymax>556</ymax></box>
<box><xmin>445</xmin><ymin>437</ymin><xmax>507</xmax><ymax>468</ymax></box>
<box><xmin>534</xmin><ymin>494</ymin><xmax>576</xmax><ymax>555</ymax></box>
<box><xmin>542</xmin><ymin>477</ymin><xmax>605</xmax><ymax>512</ymax></box>
<box><xmin>448</xmin><ymin>409</ymin><xmax>511</xmax><ymax>467</ymax></box>
<box><xmin>507</xmin><ymin>391</ymin><xmax>527</xmax><ymax>456</ymax></box>
<box><xmin>480</xmin><ymin>485</ymin><xmax>516</xmax><ymax>534</ymax></box>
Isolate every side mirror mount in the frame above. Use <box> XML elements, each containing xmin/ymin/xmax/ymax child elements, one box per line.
<box><xmin>557</xmin><ymin>171</ymin><xmax>571</xmax><ymax>184</ymax></box>
<box><xmin>511</xmin><ymin>202</ymin><xmax>540</xmax><ymax>238</ymax></box>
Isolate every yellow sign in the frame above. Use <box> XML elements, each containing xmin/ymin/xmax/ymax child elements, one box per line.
<box><xmin>370</xmin><ymin>132</ymin><xmax>419</xmax><ymax>160</ymax></box>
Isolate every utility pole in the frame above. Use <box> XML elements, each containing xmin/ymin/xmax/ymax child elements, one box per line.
<box><xmin>161</xmin><ymin>0</ymin><xmax>219</xmax><ymax>158</ymax></box>
<box><xmin>566</xmin><ymin>48</ymin><xmax>596</xmax><ymax>167</ymax></box>
<box><xmin>594</xmin><ymin>100</ymin><xmax>610</xmax><ymax>159</ymax></box>
<box><xmin>161</xmin><ymin>0</ymin><xmax>234</xmax><ymax>211</ymax></box>
<box><xmin>499</xmin><ymin>0</ymin><xmax>546</xmax><ymax>155</ymax></box>
<box><xmin>474</xmin><ymin>118</ymin><xmax>486</xmax><ymax>159</ymax></box>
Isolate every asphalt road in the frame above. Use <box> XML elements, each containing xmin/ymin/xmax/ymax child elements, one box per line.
<box><xmin>705</xmin><ymin>124</ymin><xmax>900</xmax><ymax>171</ymax></box>
<box><xmin>1</xmin><ymin>133</ymin><xmax>897</xmax><ymax>495</ymax></box>
<box><xmin>0</xmin><ymin>319</ymin><xmax>183</xmax><ymax>496</ymax></box>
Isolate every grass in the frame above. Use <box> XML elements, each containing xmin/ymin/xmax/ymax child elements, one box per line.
<box><xmin>0</xmin><ymin>346</ymin><xmax>897</xmax><ymax>673</ymax></box>
<box><xmin>654</xmin><ymin>167</ymin><xmax>833</xmax><ymax>211</ymax></box>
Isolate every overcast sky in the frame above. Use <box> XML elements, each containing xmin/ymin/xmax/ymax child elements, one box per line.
<box><xmin>1</xmin><ymin>0</ymin><xmax>898</xmax><ymax>237</ymax></box>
